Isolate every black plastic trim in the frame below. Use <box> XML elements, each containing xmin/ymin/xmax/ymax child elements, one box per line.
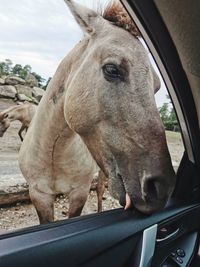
<box><xmin>1</xmin><ymin>204</ymin><xmax>200</xmax><ymax>267</ymax></box>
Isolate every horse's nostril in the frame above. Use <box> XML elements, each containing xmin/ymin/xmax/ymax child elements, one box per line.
<box><xmin>146</xmin><ymin>179</ymin><xmax>158</xmax><ymax>202</ymax></box>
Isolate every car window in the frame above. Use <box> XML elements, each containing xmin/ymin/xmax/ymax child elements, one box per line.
<box><xmin>153</xmin><ymin>62</ymin><xmax>184</xmax><ymax>172</ymax></box>
<box><xmin>0</xmin><ymin>0</ymin><xmax>184</xmax><ymax>234</ymax></box>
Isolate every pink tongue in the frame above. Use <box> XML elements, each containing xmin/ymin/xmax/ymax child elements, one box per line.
<box><xmin>124</xmin><ymin>193</ymin><xmax>132</xmax><ymax>210</ymax></box>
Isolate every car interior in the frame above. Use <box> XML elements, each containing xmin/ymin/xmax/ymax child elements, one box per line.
<box><xmin>0</xmin><ymin>0</ymin><xmax>200</xmax><ymax>266</ymax></box>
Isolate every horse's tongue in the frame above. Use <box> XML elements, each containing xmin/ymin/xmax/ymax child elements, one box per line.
<box><xmin>124</xmin><ymin>193</ymin><xmax>132</xmax><ymax>210</ymax></box>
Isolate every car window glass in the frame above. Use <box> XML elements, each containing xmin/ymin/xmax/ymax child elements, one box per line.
<box><xmin>0</xmin><ymin>0</ymin><xmax>185</xmax><ymax>234</ymax></box>
<box><xmin>153</xmin><ymin>60</ymin><xmax>184</xmax><ymax>172</ymax></box>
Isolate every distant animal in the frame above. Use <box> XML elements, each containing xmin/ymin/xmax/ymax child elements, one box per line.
<box><xmin>0</xmin><ymin>103</ymin><xmax>37</xmax><ymax>141</ymax></box>
<box><xmin>19</xmin><ymin>0</ymin><xmax>175</xmax><ymax>224</ymax></box>
<box><xmin>96</xmin><ymin>170</ymin><xmax>107</xmax><ymax>213</ymax></box>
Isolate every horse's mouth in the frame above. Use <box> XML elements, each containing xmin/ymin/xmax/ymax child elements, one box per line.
<box><xmin>117</xmin><ymin>173</ymin><xmax>166</xmax><ymax>214</ymax></box>
<box><xmin>117</xmin><ymin>173</ymin><xmax>133</xmax><ymax>210</ymax></box>
<box><xmin>124</xmin><ymin>193</ymin><xmax>133</xmax><ymax>210</ymax></box>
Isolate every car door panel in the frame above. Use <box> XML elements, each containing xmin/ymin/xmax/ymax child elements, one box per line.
<box><xmin>1</xmin><ymin>204</ymin><xmax>200</xmax><ymax>267</ymax></box>
<box><xmin>153</xmin><ymin>232</ymin><xmax>198</xmax><ymax>266</ymax></box>
<box><xmin>153</xmin><ymin>205</ymin><xmax>200</xmax><ymax>266</ymax></box>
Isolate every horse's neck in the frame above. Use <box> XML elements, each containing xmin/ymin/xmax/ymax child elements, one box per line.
<box><xmin>1</xmin><ymin>106</ymin><xmax>18</xmax><ymax>116</ymax></box>
<box><xmin>20</xmin><ymin>38</ymin><xmax>95</xmax><ymax>171</ymax></box>
<box><xmin>2</xmin><ymin>106</ymin><xmax>22</xmax><ymax>122</ymax></box>
<box><xmin>31</xmin><ymin>38</ymin><xmax>89</xmax><ymax>140</ymax></box>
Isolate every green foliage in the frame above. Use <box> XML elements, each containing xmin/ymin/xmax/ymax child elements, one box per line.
<box><xmin>159</xmin><ymin>103</ymin><xmax>169</xmax><ymax>122</ymax></box>
<box><xmin>12</xmin><ymin>64</ymin><xmax>30</xmax><ymax>79</ymax></box>
<box><xmin>0</xmin><ymin>59</ymin><xmax>46</xmax><ymax>87</ymax></box>
<box><xmin>31</xmin><ymin>72</ymin><xmax>45</xmax><ymax>87</ymax></box>
<box><xmin>159</xmin><ymin>101</ymin><xmax>179</xmax><ymax>132</ymax></box>
<box><xmin>0</xmin><ymin>59</ymin><xmax>13</xmax><ymax>76</ymax></box>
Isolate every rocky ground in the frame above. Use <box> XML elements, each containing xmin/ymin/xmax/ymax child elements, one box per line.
<box><xmin>0</xmin><ymin>99</ymin><xmax>184</xmax><ymax>234</ymax></box>
<box><xmin>0</xmin><ymin>189</ymin><xmax>121</xmax><ymax>233</ymax></box>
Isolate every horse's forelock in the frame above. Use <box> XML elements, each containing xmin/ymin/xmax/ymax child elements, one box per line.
<box><xmin>102</xmin><ymin>1</ymin><xmax>140</xmax><ymax>37</ymax></box>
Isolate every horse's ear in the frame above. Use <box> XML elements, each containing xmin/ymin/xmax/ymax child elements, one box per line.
<box><xmin>64</xmin><ymin>0</ymin><xmax>99</xmax><ymax>35</ymax></box>
<box><xmin>151</xmin><ymin>65</ymin><xmax>161</xmax><ymax>94</ymax></box>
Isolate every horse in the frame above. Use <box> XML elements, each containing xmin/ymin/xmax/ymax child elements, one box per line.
<box><xmin>0</xmin><ymin>102</ymin><xmax>105</xmax><ymax>213</ymax></box>
<box><xmin>19</xmin><ymin>0</ymin><xmax>176</xmax><ymax>224</ymax></box>
<box><xmin>0</xmin><ymin>103</ymin><xmax>37</xmax><ymax>141</ymax></box>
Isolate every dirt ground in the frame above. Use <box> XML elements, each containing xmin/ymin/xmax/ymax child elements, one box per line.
<box><xmin>0</xmin><ymin>99</ymin><xmax>184</xmax><ymax>234</ymax></box>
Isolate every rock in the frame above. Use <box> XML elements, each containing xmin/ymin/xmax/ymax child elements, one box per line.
<box><xmin>15</xmin><ymin>84</ymin><xmax>33</xmax><ymax>98</ymax></box>
<box><xmin>0</xmin><ymin>190</ymin><xmax>30</xmax><ymax>207</ymax></box>
<box><xmin>17</xmin><ymin>94</ymin><xmax>32</xmax><ymax>102</ymax></box>
<box><xmin>32</xmin><ymin>97</ymin><xmax>39</xmax><ymax>105</ymax></box>
<box><xmin>25</xmin><ymin>73</ymin><xmax>38</xmax><ymax>88</ymax></box>
<box><xmin>0</xmin><ymin>85</ymin><xmax>17</xmax><ymax>99</ymax></box>
<box><xmin>0</xmin><ymin>78</ymin><xmax>5</xmax><ymax>85</ymax></box>
<box><xmin>5</xmin><ymin>75</ymin><xmax>25</xmax><ymax>85</ymax></box>
<box><xmin>32</xmin><ymin>87</ymin><xmax>44</xmax><ymax>102</ymax></box>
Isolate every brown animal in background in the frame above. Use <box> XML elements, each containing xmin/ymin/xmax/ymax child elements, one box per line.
<box><xmin>0</xmin><ymin>103</ymin><xmax>37</xmax><ymax>141</ymax></box>
<box><xmin>96</xmin><ymin>170</ymin><xmax>107</xmax><ymax>213</ymax></box>
<box><xmin>19</xmin><ymin>0</ymin><xmax>175</xmax><ymax>224</ymax></box>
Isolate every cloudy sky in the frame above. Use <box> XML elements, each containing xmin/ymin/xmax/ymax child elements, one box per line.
<box><xmin>0</xmin><ymin>0</ymin><xmax>168</xmax><ymax>107</ymax></box>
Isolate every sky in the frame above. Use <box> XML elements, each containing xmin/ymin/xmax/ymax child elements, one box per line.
<box><xmin>0</xmin><ymin>0</ymin><xmax>169</xmax><ymax>107</ymax></box>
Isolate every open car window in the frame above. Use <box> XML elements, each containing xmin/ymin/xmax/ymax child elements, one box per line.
<box><xmin>0</xmin><ymin>0</ymin><xmax>191</xmax><ymax>237</ymax></box>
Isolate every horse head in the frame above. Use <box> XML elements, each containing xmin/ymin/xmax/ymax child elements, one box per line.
<box><xmin>63</xmin><ymin>0</ymin><xmax>176</xmax><ymax>214</ymax></box>
<box><xmin>0</xmin><ymin>113</ymin><xmax>10</xmax><ymax>137</ymax></box>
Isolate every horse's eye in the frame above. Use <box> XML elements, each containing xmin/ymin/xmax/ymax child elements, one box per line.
<box><xmin>102</xmin><ymin>64</ymin><xmax>124</xmax><ymax>82</ymax></box>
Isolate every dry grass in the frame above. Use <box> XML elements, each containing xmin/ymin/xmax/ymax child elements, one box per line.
<box><xmin>165</xmin><ymin>130</ymin><xmax>184</xmax><ymax>168</ymax></box>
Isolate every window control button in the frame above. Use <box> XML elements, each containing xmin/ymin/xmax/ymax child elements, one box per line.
<box><xmin>170</xmin><ymin>252</ymin><xmax>176</xmax><ymax>257</ymax></box>
<box><xmin>176</xmin><ymin>248</ymin><xmax>185</xmax><ymax>257</ymax></box>
<box><xmin>175</xmin><ymin>256</ymin><xmax>183</xmax><ymax>264</ymax></box>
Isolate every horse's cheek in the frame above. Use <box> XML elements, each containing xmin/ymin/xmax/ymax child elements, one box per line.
<box><xmin>64</xmin><ymin>91</ymin><xmax>95</xmax><ymax>134</ymax></box>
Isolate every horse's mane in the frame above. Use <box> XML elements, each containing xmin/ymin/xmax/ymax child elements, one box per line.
<box><xmin>102</xmin><ymin>1</ymin><xmax>140</xmax><ymax>37</ymax></box>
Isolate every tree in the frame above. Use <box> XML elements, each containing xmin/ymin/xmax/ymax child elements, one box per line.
<box><xmin>0</xmin><ymin>62</ymin><xmax>7</xmax><ymax>76</ymax></box>
<box><xmin>43</xmin><ymin>77</ymin><xmax>52</xmax><ymax>90</ymax></box>
<box><xmin>23</xmin><ymin>65</ymin><xmax>32</xmax><ymax>73</ymax></box>
<box><xmin>5</xmin><ymin>59</ymin><xmax>13</xmax><ymax>74</ymax></box>
<box><xmin>168</xmin><ymin>107</ymin><xmax>179</xmax><ymax>131</ymax></box>
<box><xmin>12</xmin><ymin>64</ymin><xmax>31</xmax><ymax>79</ymax></box>
<box><xmin>159</xmin><ymin>103</ymin><xmax>169</xmax><ymax>123</ymax></box>
<box><xmin>0</xmin><ymin>58</ymin><xmax>46</xmax><ymax>88</ymax></box>
<box><xmin>0</xmin><ymin>59</ymin><xmax>13</xmax><ymax>76</ymax></box>
<box><xmin>159</xmin><ymin>102</ymin><xmax>179</xmax><ymax>131</ymax></box>
<box><xmin>31</xmin><ymin>72</ymin><xmax>46</xmax><ymax>87</ymax></box>
<box><xmin>12</xmin><ymin>64</ymin><xmax>23</xmax><ymax>76</ymax></box>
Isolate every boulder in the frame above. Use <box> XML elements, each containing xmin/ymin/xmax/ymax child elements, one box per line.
<box><xmin>17</xmin><ymin>94</ymin><xmax>32</xmax><ymax>102</ymax></box>
<box><xmin>15</xmin><ymin>84</ymin><xmax>33</xmax><ymax>98</ymax></box>
<box><xmin>5</xmin><ymin>75</ymin><xmax>25</xmax><ymax>85</ymax></box>
<box><xmin>32</xmin><ymin>98</ymin><xmax>39</xmax><ymax>105</ymax></box>
<box><xmin>25</xmin><ymin>73</ymin><xmax>38</xmax><ymax>88</ymax></box>
<box><xmin>0</xmin><ymin>85</ymin><xmax>17</xmax><ymax>99</ymax></box>
<box><xmin>32</xmin><ymin>86</ymin><xmax>44</xmax><ymax>102</ymax></box>
<box><xmin>17</xmin><ymin>94</ymin><xmax>39</xmax><ymax>105</ymax></box>
<box><xmin>0</xmin><ymin>78</ymin><xmax>5</xmax><ymax>85</ymax></box>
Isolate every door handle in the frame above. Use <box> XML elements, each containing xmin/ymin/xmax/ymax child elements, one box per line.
<box><xmin>156</xmin><ymin>228</ymin><xmax>180</xmax><ymax>242</ymax></box>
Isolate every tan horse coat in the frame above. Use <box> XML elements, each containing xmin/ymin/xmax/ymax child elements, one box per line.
<box><xmin>0</xmin><ymin>103</ymin><xmax>37</xmax><ymax>141</ymax></box>
<box><xmin>19</xmin><ymin>1</ymin><xmax>175</xmax><ymax>224</ymax></box>
<box><xmin>19</xmin><ymin>40</ymin><xmax>103</xmax><ymax>223</ymax></box>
